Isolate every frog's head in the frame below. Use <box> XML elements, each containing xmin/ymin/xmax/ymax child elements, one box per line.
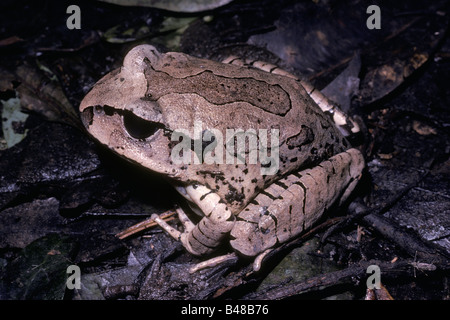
<box><xmin>80</xmin><ymin>45</ymin><xmax>188</xmax><ymax>178</ymax></box>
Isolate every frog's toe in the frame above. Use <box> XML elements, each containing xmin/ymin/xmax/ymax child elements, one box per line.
<box><xmin>253</xmin><ymin>249</ymin><xmax>273</xmax><ymax>271</ymax></box>
<box><xmin>175</xmin><ymin>207</ymin><xmax>195</xmax><ymax>232</ymax></box>
<box><xmin>150</xmin><ymin>213</ymin><xmax>182</xmax><ymax>240</ymax></box>
<box><xmin>188</xmin><ymin>253</ymin><xmax>238</xmax><ymax>273</ymax></box>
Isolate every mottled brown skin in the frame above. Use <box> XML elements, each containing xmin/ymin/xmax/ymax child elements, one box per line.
<box><xmin>80</xmin><ymin>45</ymin><xmax>364</xmax><ymax>266</ymax></box>
<box><xmin>81</xmin><ymin>45</ymin><xmax>347</xmax><ymax>211</ymax></box>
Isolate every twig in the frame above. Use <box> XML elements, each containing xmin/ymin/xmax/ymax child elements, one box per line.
<box><xmin>245</xmin><ymin>258</ymin><xmax>447</xmax><ymax>300</ymax></box>
<box><xmin>321</xmin><ymin>170</ymin><xmax>448</xmax><ymax>264</ymax></box>
<box><xmin>322</xmin><ymin>171</ymin><xmax>427</xmax><ymax>243</ymax></box>
<box><xmin>260</xmin><ymin>173</ymin><xmax>429</xmax><ymax>267</ymax></box>
<box><xmin>361</xmin><ymin>213</ymin><xmax>449</xmax><ymax>264</ymax></box>
<box><xmin>115</xmin><ymin>210</ymin><xmax>176</xmax><ymax>239</ymax></box>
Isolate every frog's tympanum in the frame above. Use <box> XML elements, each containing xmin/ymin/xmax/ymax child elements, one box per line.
<box><xmin>80</xmin><ymin>45</ymin><xmax>365</xmax><ymax>272</ymax></box>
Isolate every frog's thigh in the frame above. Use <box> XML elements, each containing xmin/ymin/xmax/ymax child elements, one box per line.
<box><xmin>230</xmin><ymin>148</ymin><xmax>364</xmax><ymax>258</ymax></box>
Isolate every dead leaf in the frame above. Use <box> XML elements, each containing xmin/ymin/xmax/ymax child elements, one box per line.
<box><xmin>412</xmin><ymin>120</ymin><xmax>437</xmax><ymax>135</ymax></box>
<box><xmin>404</xmin><ymin>53</ymin><xmax>428</xmax><ymax>78</ymax></box>
<box><xmin>0</xmin><ymin>36</ymin><xmax>23</xmax><ymax>47</ymax></box>
<box><xmin>14</xmin><ymin>64</ymin><xmax>83</xmax><ymax>130</ymax></box>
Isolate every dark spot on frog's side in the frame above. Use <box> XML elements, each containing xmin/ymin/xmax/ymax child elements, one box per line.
<box><xmin>279</xmin><ymin>155</ymin><xmax>288</xmax><ymax>164</ymax></box>
<box><xmin>225</xmin><ymin>184</ymin><xmax>245</xmax><ymax>204</ymax></box>
<box><xmin>214</xmin><ymin>175</ymin><xmax>225</xmax><ymax>184</ymax></box>
<box><xmin>324</xmin><ymin>143</ymin><xmax>334</xmax><ymax>157</ymax></box>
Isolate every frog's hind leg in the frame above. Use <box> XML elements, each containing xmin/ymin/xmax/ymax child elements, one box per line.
<box><xmin>230</xmin><ymin>148</ymin><xmax>365</xmax><ymax>271</ymax></box>
<box><xmin>297</xmin><ymin>80</ymin><xmax>360</xmax><ymax>138</ymax></box>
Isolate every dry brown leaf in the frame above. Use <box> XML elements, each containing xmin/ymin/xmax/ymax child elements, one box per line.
<box><xmin>412</xmin><ymin>120</ymin><xmax>437</xmax><ymax>136</ymax></box>
<box><xmin>14</xmin><ymin>64</ymin><xmax>83</xmax><ymax>130</ymax></box>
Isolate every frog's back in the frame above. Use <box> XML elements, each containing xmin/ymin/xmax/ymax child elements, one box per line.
<box><xmin>149</xmin><ymin>52</ymin><xmax>349</xmax><ymax>211</ymax></box>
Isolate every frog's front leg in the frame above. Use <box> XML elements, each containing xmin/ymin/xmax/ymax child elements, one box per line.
<box><xmin>152</xmin><ymin>185</ymin><xmax>235</xmax><ymax>257</ymax></box>
<box><xmin>150</xmin><ymin>207</ymin><xmax>194</xmax><ymax>241</ymax></box>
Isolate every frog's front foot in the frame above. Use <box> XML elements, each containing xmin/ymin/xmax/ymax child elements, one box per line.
<box><xmin>151</xmin><ymin>208</ymin><xmax>238</xmax><ymax>273</ymax></box>
<box><xmin>151</xmin><ymin>208</ymin><xmax>199</xmax><ymax>255</ymax></box>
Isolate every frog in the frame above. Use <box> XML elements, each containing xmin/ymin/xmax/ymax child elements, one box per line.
<box><xmin>79</xmin><ymin>44</ymin><xmax>365</xmax><ymax>272</ymax></box>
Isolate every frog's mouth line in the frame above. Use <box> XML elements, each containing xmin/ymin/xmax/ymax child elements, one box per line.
<box><xmin>81</xmin><ymin>105</ymin><xmax>167</xmax><ymax>141</ymax></box>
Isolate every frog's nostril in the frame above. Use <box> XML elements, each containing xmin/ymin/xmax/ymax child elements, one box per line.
<box><xmin>81</xmin><ymin>107</ymin><xmax>94</xmax><ymax>127</ymax></box>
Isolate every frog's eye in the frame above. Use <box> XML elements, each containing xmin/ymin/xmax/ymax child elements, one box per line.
<box><xmin>122</xmin><ymin>110</ymin><xmax>163</xmax><ymax>140</ymax></box>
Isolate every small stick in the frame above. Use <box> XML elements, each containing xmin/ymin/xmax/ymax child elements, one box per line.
<box><xmin>115</xmin><ymin>210</ymin><xmax>176</xmax><ymax>239</ymax></box>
